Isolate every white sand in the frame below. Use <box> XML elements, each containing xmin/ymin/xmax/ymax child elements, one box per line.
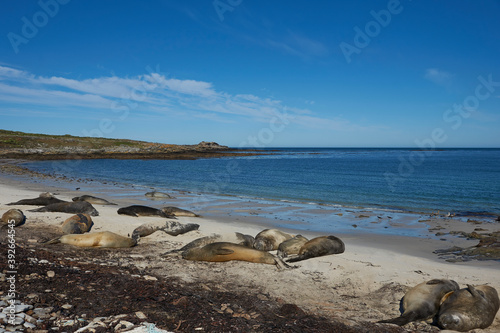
<box><xmin>1</xmin><ymin>179</ymin><xmax>499</xmax><ymax>331</ymax></box>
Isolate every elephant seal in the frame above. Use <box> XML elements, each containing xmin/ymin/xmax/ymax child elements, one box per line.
<box><xmin>61</xmin><ymin>214</ymin><xmax>93</xmax><ymax>234</ymax></box>
<box><xmin>253</xmin><ymin>229</ymin><xmax>293</xmax><ymax>251</ymax></box>
<box><xmin>438</xmin><ymin>284</ymin><xmax>500</xmax><ymax>331</ymax></box>
<box><xmin>277</xmin><ymin>235</ymin><xmax>309</xmax><ymax>258</ymax></box>
<box><xmin>162</xmin><ymin>206</ymin><xmax>199</xmax><ymax>217</ymax></box>
<box><xmin>378</xmin><ymin>279</ymin><xmax>460</xmax><ymax>326</ymax></box>
<box><xmin>8</xmin><ymin>192</ymin><xmax>66</xmax><ymax>206</ymax></box>
<box><xmin>145</xmin><ymin>191</ymin><xmax>175</xmax><ymax>199</ymax></box>
<box><xmin>182</xmin><ymin>242</ymin><xmax>292</xmax><ymax>269</ymax></box>
<box><xmin>30</xmin><ymin>201</ymin><xmax>99</xmax><ymax>216</ymax></box>
<box><xmin>131</xmin><ymin>220</ymin><xmax>199</xmax><ymax>241</ymax></box>
<box><xmin>117</xmin><ymin>205</ymin><xmax>172</xmax><ymax>218</ymax></box>
<box><xmin>72</xmin><ymin>195</ymin><xmax>117</xmax><ymax>205</ymax></box>
<box><xmin>164</xmin><ymin>232</ymin><xmax>255</xmax><ymax>254</ymax></box>
<box><xmin>286</xmin><ymin>235</ymin><xmax>345</xmax><ymax>263</ymax></box>
<box><xmin>46</xmin><ymin>231</ymin><xmax>136</xmax><ymax>248</ymax></box>
<box><xmin>1</xmin><ymin>209</ymin><xmax>26</xmax><ymax>227</ymax></box>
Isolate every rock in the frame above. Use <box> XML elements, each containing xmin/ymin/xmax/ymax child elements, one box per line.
<box><xmin>47</xmin><ymin>271</ymin><xmax>55</xmax><ymax>278</ymax></box>
<box><xmin>135</xmin><ymin>311</ymin><xmax>147</xmax><ymax>320</ymax></box>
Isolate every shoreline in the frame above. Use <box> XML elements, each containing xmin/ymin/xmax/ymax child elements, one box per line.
<box><xmin>1</xmin><ymin>167</ymin><xmax>500</xmax><ymax>332</ymax></box>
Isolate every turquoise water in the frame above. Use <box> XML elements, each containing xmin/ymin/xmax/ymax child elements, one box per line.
<box><xmin>24</xmin><ymin>148</ymin><xmax>500</xmax><ymax>217</ymax></box>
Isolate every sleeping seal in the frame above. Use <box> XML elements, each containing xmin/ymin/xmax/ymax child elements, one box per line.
<box><xmin>164</xmin><ymin>232</ymin><xmax>255</xmax><ymax>254</ymax></box>
<box><xmin>8</xmin><ymin>192</ymin><xmax>66</xmax><ymax>206</ymax></box>
<box><xmin>286</xmin><ymin>235</ymin><xmax>345</xmax><ymax>262</ymax></box>
<box><xmin>182</xmin><ymin>242</ymin><xmax>292</xmax><ymax>269</ymax></box>
<box><xmin>131</xmin><ymin>220</ymin><xmax>199</xmax><ymax>241</ymax></box>
<box><xmin>30</xmin><ymin>201</ymin><xmax>99</xmax><ymax>216</ymax></box>
<box><xmin>1</xmin><ymin>209</ymin><xmax>26</xmax><ymax>227</ymax></box>
<box><xmin>162</xmin><ymin>206</ymin><xmax>199</xmax><ymax>217</ymax></box>
<box><xmin>61</xmin><ymin>213</ymin><xmax>94</xmax><ymax>234</ymax></box>
<box><xmin>378</xmin><ymin>279</ymin><xmax>460</xmax><ymax>326</ymax></box>
<box><xmin>145</xmin><ymin>191</ymin><xmax>175</xmax><ymax>199</ymax></box>
<box><xmin>277</xmin><ymin>235</ymin><xmax>309</xmax><ymax>258</ymax></box>
<box><xmin>253</xmin><ymin>229</ymin><xmax>293</xmax><ymax>251</ymax></box>
<box><xmin>45</xmin><ymin>231</ymin><xmax>136</xmax><ymax>248</ymax></box>
<box><xmin>438</xmin><ymin>284</ymin><xmax>499</xmax><ymax>331</ymax></box>
<box><xmin>117</xmin><ymin>205</ymin><xmax>172</xmax><ymax>218</ymax></box>
<box><xmin>72</xmin><ymin>195</ymin><xmax>117</xmax><ymax>205</ymax></box>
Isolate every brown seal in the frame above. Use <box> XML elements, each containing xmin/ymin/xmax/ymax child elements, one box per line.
<box><xmin>286</xmin><ymin>235</ymin><xmax>345</xmax><ymax>263</ymax></box>
<box><xmin>1</xmin><ymin>209</ymin><xmax>26</xmax><ymax>227</ymax></box>
<box><xmin>29</xmin><ymin>201</ymin><xmax>99</xmax><ymax>216</ymax></box>
<box><xmin>46</xmin><ymin>231</ymin><xmax>136</xmax><ymax>248</ymax></box>
<box><xmin>117</xmin><ymin>205</ymin><xmax>172</xmax><ymax>218</ymax></box>
<box><xmin>378</xmin><ymin>279</ymin><xmax>460</xmax><ymax>326</ymax></box>
<box><xmin>131</xmin><ymin>220</ymin><xmax>199</xmax><ymax>241</ymax></box>
<box><xmin>162</xmin><ymin>206</ymin><xmax>199</xmax><ymax>217</ymax></box>
<box><xmin>8</xmin><ymin>192</ymin><xmax>66</xmax><ymax>206</ymax></box>
<box><xmin>253</xmin><ymin>229</ymin><xmax>293</xmax><ymax>251</ymax></box>
<box><xmin>277</xmin><ymin>235</ymin><xmax>309</xmax><ymax>258</ymax></box>
<box><xmin>438</xmin><ymin>284</ymin><xmax>500</xmax><ymax>331</ymax></box>
<box><xmin>72</xmin><ymin>195</ymin><xmax>117</xmax><ymax>205</ymax></box>
<box><xmin>164</xmin><ymin>232</ymin><xmax>255</xmax><ymax>254</ymax></box>
<box><xmin>182</xmin><ymin>242</ymin><xmax>291</xmax><ymax>269</ymax></box>
<box><xmin>61</xmin><ymin>213</ymin><xmax>94</xmax><ymax>234</ymax></box>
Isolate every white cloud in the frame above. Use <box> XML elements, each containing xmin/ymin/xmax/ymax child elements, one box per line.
<box><xmin>0</xmin><ymin>65</ymin><xmax>362</xmax><ymax>132</ymax></box>
<box><xmin>424</xmin><ymin>68</ymin><xmax>453</xmax><ymax>86</ymax></box>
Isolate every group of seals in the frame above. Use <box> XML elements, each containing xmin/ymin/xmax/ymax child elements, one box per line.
<box><xmin>379</xmin><ymin>279</ymin><xmax>500</xmax><ymax>331</ymax></box>
<box><xmin>170</xmin><ymin>228</ymin><xmax>345</xmax><ymax>268</ymax></box>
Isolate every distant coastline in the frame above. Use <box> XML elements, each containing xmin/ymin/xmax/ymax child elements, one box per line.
<box><xmin>0</xmin><ymin>129</ymin><xmax>260</xmax><ymax>160</ymax></box>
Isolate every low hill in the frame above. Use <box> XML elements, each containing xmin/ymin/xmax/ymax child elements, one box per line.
<box><xmin>0</xmin><ymin>129</ymin><xmax>234</xmax><ymax>160</ymax></box>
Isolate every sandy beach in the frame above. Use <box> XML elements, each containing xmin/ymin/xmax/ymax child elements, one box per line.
<box><xmin>1</xmin><ymin>171</ymin><xmax>499</xmax><ymax>332</ymax></box>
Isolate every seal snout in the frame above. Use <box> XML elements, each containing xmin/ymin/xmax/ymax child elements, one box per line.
<box><xmin>438</xmin><ymin>313</ymin><xmax>461</xmax><ymax>329</ymax></box>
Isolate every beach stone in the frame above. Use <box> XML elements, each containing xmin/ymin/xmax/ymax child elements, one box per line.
<box><xmin>47</xmin><ymin>271</ymin><xmax>55</xmax><ymax>278</ymax></box>
<box><xmin>61</xmin><ymin>304</ymin><xmax>72</xmax><ymax>310</ymax></box>
<box><xmin>23</xmin><ymin>321</ymin><xmax>36</xmax><ymax>329</ymax></box>
<box><xmin>135</xmin><ymin>311</ymin><xmax>147</xmax><ymax>320</ymax></box>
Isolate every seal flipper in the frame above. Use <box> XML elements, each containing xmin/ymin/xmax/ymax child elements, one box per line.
<box><xmin>286</xmin><ymin>253</ymin><xmax>312</xmax><ymax>263</ymax></box>
<box><xmin>378</xmin><ymin>311</ymin><xmax>419</xmax><ymax>326</ymax></box>
<box><xmin>466</xmin><ymin>284</ymin><xmax>486</xmax><ymax>299</ymax></box>
<box><xmin>44</xmin><ymin>237</ymin><xmax>62</xmax><ymax>244</ymax></box>
<box><xmin>214</xmin><ymin>248</ymin><xmax>235</xmax><ymax>255</ymax></box>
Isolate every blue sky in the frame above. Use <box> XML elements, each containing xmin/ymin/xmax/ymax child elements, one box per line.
<box><xmin>0</xmin><ymin>0</ymin><xmax>499</xmax><ymax>147</ymax></box>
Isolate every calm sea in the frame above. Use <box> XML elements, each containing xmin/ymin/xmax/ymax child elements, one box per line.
<box><xmin>24</xmin><ymin>148</ymin><xmax>500</xmax><ymax>217</ymax></box>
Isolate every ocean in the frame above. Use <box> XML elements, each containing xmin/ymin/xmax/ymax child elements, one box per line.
<box><xmin>23</xmin><ymin>148</ymin><xmax>500</xmax><ymax>218</ymax></box>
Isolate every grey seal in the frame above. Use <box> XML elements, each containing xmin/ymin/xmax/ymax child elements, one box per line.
<box><xmin>286</xmin><ymin>235</ymin><xmax>345</xmax><ymax>263</ymax></box>
<box><xmin>72</xmin><ymin>195</ymin><xmax>117</xmax><ymax>205</ymax></box>
<box><xmin>8</xmin><ymin>192</ymin><xmax>66</xmax><ymax>206</ymax></box>
<box><xmin>46</xmin><ymin>231</ymin><xmax>136</xmax><ymax>248</ymax></box>
<box><xmin>277</xmin><ymin>235</ymin><xmax>309</xmax><ymax>258</ymax></box>
<box><xmin>117</xmin><ymin>205</ymin><xmax>173</xmax><ymax>218</ymax></box>
<box><xmin>1</xmin><ymin>209</ymin><xmax>26</xmax><ymax>227</ymax></box>
<box><xmin>61</xmin><ymin>213</ymin><xmax>94</xmax><ymax>234</ymax></box>
<box><xmin>164</xmin><ymin>232</ymin><xmax>255</xmax><ymax>254</ymax></box>
<box><xmin>182</xmin><ymin>242</ymin><xmax>292</xmax><ymax>269</ymax></box>
<box><xmin>438</xmin><ymin>284</ymin><xmax>499</xmax><ymax>331</ymax></box>
<box><xmin>378</xmin><ymin>279</ymin><xmax>460</xmax><ymax>326</ymax></box>
<box><xmin>161</xmin><ymin>206</ymin><xmax>199</xmax><ymax>217</ymax></box>
<box><xmin>131</xmin><ymin>220</ymin><xmax>199</xmax><ymax>241</ymax></box>
<box><xmin>253</xmin><ymin>229</ymin><xmax>293</xmax><ymax>251</ymax></box>
<box><xmin>30</xmin><ymin>201</ymin><xmax>99</xmax><ymax>216</ymax></box>
<box><xmin>145</xmin><ymin>191</ymin><xmax>175</xmax><ymax>199</ymax></box>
